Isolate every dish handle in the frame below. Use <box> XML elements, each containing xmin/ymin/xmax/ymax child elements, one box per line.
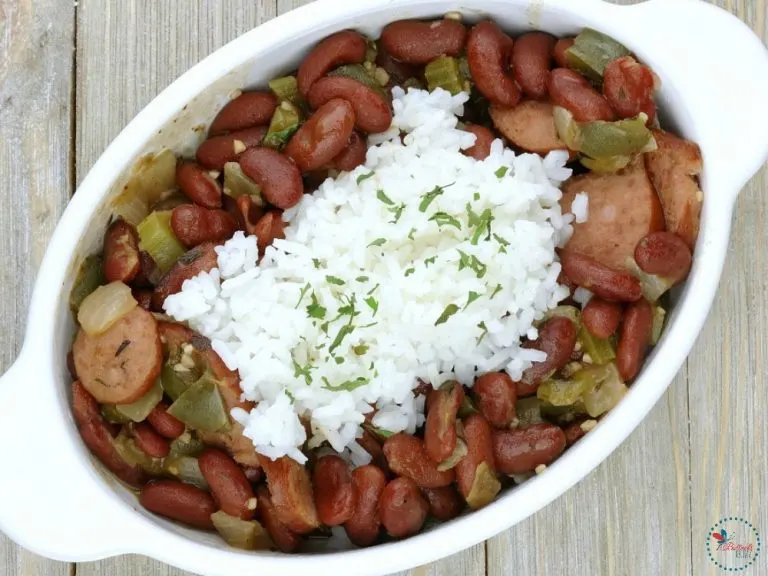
<box><xmin>0</xmin><ymin>347</ymin><xmax>144</xmax><ymax>561</ymax></box>
<box><xmin>618</xmin><ymin>0</ymin><xmax>768</xmax><ymax>202</ymax></box>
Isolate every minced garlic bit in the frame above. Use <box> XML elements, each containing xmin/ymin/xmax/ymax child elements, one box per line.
<box><xmin>229</xmin><ymin>89</ymin><xmax>243</xmax><ymax>100</ymax></box>
<box><xmin>233</xmin><ymin>139</ymin><xmax>247</xmax><ymax>154</ymax></box>
<box><xmin>574</xmin><ymin>340</ymin><xmax>582</xmax><ymax>352</ymax></box>
<box><xmin>182</xmin><ymin>343</ymin><xmax>194</xmax><ymax>354</ymax></box>
<box><xmin>580</xmin><ymin>419</ymin><xmax>598</xmax><ymax>432</ymax></box>
<box><xmin>444</xmin><ymin>11</ymin><xmax>463</xmax><ymax>21</ymax></box>
<box><xmin>208</xmin><ymin>170</ymin><xmax>221</xmax><ymax>179</ymax></box>
<box><xmin>534</xmin><ymin>464</ymin><xmax>547</xmax><ymax>475</ymax></box>
<box><xmin>173</xmin><ymin>363</ymin><xmax>189</xmax><ymax>373</ymax></box>
<box><xmin>167</xmin><ymin>466</ymin><xmax>179</xmax><ymax>475</ymax></box>
<box><xmin>508</xmin><ymin>418</ymin><xmax>520</xmax><ymax>429</ymax></box>
<box><xmin>582</xmin><ymin>353</ymin><xmax>593</xmax><ymax>364</ymax></box>
<box><xmin>180</xmin><ymin>354</ymin><xmax>196</xmax><ymax>369</ymax></box>
<box><xmin>246</xmin><ymin>498</ymin><xmax>258</xmax><ymax>511</ymax></box>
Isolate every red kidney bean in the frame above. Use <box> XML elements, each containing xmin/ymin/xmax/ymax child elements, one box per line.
<box><xmin>239</xmin><ymin>147</ymin><xmax>304</xmax><ymax>209</ymax></box>
<box><xmin>132</xmin><ymin>288</ymin><xmax>153</xmax><ymax>311</ymax></box>
<box><xmin>634</xmin><ymin>231</ymin><xmax>693</xmax><ymax>285</ymax></box>
<box><xmin>421</xmin><ymin>486</ymin><xmax>463</xmax><ymax>521</ymax></box>
<box><xmin>307</xmin><ymin>77</ymin><xmax>391</xmax><ymax>134</ymax></box>
<box><xmin>253</xmin><ymin>209</ymin><xmax>286</xmax><ymax>257</ymax></box>
<box><xmin>383</xmin><ymin>433</ymin><xmax>455</xmax><ymax>488</ymax></box>
<box><xmin>198</xmin><ymin>448</ymin><xmax>257</xmax><ymax>520</ymax></box>
<box><xmin>140</xmin><ymin>480</ymin><xmax>216</xmax><ymax>529</ymax></box>
<box><xmin>560</xmin><ymin>251</ymin><xmax>642</xmax><ymax>303</ymax></box>
<box><xmin>234</xmin><ymin>195</ymin><xmax>265</xmax><ymax>237</ymax></box>
<box><xmin>455</xmin><ymin>414</ymin><xmax>500</xmax><ymax>509</ymax></box>
<box><xmin>176</xmin><ymin>162</ymin><xmax>222</xmax><ymax>209</ymax></box>
<box><xmin>261</xmin><ymin>456</ymin><xmax>320</xmax><ymax>534</ymax></box>
<box><xmin>375</xmin><ymin>39</ymin><xmax>423</xmax><ymax>85</ymax></box>
<box><xmin>517</xmin><ymin>316</ymin><xmax>578</xmax><ymax>397</ymax></box>
<box><xmin>313</xmin><ymin>455</ymin><xmax>355</xmax><ymax>526</ymax></box>
<box><xmin>617</xmin><ymin>298</ymin><xmax>653</xmax><ymax>382</ymax></box>
<box><xmin>243</xmin><ymin>466</ymin><xmax>263</xmax><ymax>484</ymax></box>
<box><xmin>330</xmin><ymin>131</ymin><xmax>367</xmax><ymax>171</ymax></box>
<box><xmin>103</xmin><ymin>219</ymin><xmax>140</xmax><ymax>284</ymax></box>
<box><xmin>196</xmin><ymin>126</ymin><xmax>268</xmax><ymax>171</ymax></box>
<box><xmin>473</xmin><ymin>372</ymin><xmax>516</xmax><ymax>428</ymax></box>
<box><xmin>548</xmin><ymin>68</ymin><xmax>616</xmax><ymax>122</ymax></box>
<box><xmin>147</xmin><ymin>401</ymin><xmax>185</xmax><ymax>439</ymax></box>
<box><xmin>511</xmin><ymin>32</ymin><xmax>556</xmax><ymax>99</ymax></box>
<box><xmin>492</xmin><ymin>423</ymin><xmax>566</xmax><ymax>475</ymax></box>
<box><xmin>563</xmin><ymin>419</ymin><xmax>589</xmax><ymax>446</ymax></box>
<box><xmin>380</xmin><ymin>19</ymin><xmax>467</xmax><ymax>65</ymax></box>
<box><xmin>72</xmin><ymin>380</ymin><xmax>101</xmax><ymax>427</ymax></box>
<box><xmin>152</xmin><ymin>243</ymin><xmax>218</xmax><ymax>309</ymax></box>
<box><xmin>79</xmin><ymin>418</ymin><xmax>146</xmax><ymax>486</ymax></box>
<box><xmin>603</xmin><ymin>56</ymin><xmax>656</xmax><ymax>121</ymax></box>
<box><xmin>255</xmin><ymin>485</ymin><xmax>301</xmax><ymax>553</ymax></box>
<box><xmin>357</xmin><ymin>430</ymin><xmax>391</xmax><ymax>476</ymax></box>
<box><xmin>466</xmin><ymin>21</ymin><xmax>521</xmax><ymax>108</ymax></box>
<box><xmin>582</xmin><ymin>298</ymin><xmax>623</xmax><ymax>339</ymax></box>
<box><xmin>170</xmin><ymin>205</ymin><xmax>238</xmax><ymax>248</ymax></box>
<box><xmin>557</xmin><ymin>268</ymin><xmax>576</xmax><ymax>295</ymax></box>
<box><xmin>133</xmin><ymin>251</ymin><xmax>160</xmax><ymax>288</ymax></box>
<box><xmin>344</xmin><ymin>464</ymin><xmax>387</xmax><ymax>547</ymax></box>
<box><xmin>209</xmin><ymin>91</ymin><xmax>277</xmax><ymax>136</ymax></box>
<box><xmin>284</xmin><ymin>99</ymin><xmax>356</xmax><ymax>172</ymax></box>
<box><xmin>67</xmin><ymin>350</ymin><xmax>78</xmax><ymax>380</ymax></box>
<box><xmin>463</xmin><ymin>124</ymin><xmax>495</xmax><ymax>160</ymax></box>
<box><xmin>298</xmin><ymin>30</ymin><xmax>367</xmax><ymax>97</ymax></box>
<box><xmin>132</xmin><ymin>422</ymin><xmax>170</xmax><ymax>459</ymax></box>
<box><xmin>553</xmin><ymin>37</ymin><xmax>574</xmax><ymax>68</ymax></box>
<box><xmin>424</xmin><ymin>381</ymin><xmax>464</xmax><ymax>464</ymax></box>
<box><xmin>379</xmin><ymin>477</ymin><xmax>429</xmax><ymax>539</ymax></box>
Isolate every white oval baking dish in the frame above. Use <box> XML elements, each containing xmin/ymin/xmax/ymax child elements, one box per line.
<box><xmin>1</xmin><ymin>0</ymin><xmax>767</xmax><ymax>574</ymax></box>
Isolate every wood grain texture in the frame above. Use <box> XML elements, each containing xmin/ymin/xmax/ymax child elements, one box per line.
<box><xmin>0</xmin><ymin>0</ymin><xmax>766</xmax><ymax>574</ymax></box>
<box><xmin>0</xmin><ymin>0</ymin><xmax>74</xmax><ymax>574</ymax></box>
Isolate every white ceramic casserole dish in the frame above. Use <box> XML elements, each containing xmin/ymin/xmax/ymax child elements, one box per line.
<box><xmin>1</xmin><ymin>0</ymin><xmax>767</xmax><ymax>574</ymax></box>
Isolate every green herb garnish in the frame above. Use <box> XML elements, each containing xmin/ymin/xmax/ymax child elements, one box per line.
<box><xmin>326</xmin><ymin>275</ymin><xmax>345</xmax><ymax>286</ymax></box>
<box><xmin>357</xmin><ymin>171</ymin><xmax>375</xmax><ymax>184</ymax></box>
<box><xmin>312</xmin><ymin>258</ymin><xmax>322</xmax><ymax>269</ymax></box>
<box><xmin>476</xmin><ymin>321</ymin><xmax>489</xmax><ymax>344</ymax></box>
<box><xmin>457</xmin><ymin>250</ymin><xmax>487</xmax><ymax>278</ymax></box>
<box><xmin>419</xmin><ymin>184</ymin><xmax>448</xmax><ymax>212</ymax></box>
<box><xmin>322</xmin><ymin>376</ymin><xmax>369</xmax><ymax>392</ymax></box>
<box><xmin>495</xmin><ymin>166</ymin><xmax>509</xmax><ymax>178</ymax></box>
<box><xmin>490</xmin><ymin>284</ymin><xmax>503</xmax><ymax>299</ymax></box>
<box><xmin>424</xmin><ymin>256</ymin><xmax>437</xmax><ymax>267</ymax></box>
<box><xmin>404</xmin><ymin>268</ymin><xmax>415</xmax><ymax>277</ymax></box>
<box><xmin>435</xmin><ymin>304</ymin><xmax>460</xmax><ymax>326</ymax></box>
<box><xmin>364</xmin><ymin>296</ymin><xmax>379</xmax><ymax>316</ymax></box>
<box><xmin>292</xmin><ymin>355</ymin><xmax>313</xmax><ymax>385</ymax></box>
<box><xmin>353</xmin><ymin>344</ymin><xmax>369</xmax><ymax>356</ymax></box>
<box><xmin>356</xmin><ymin>276</ymin><xmax>369</xmax><ymax>282</ymax></box>
<box><xmin>295</xmin><ymin>282</ymin><xmax>311</xmax><ymax>308</ymax></box>
<box><xmin>388</xmin><ymin>203</ymin><xmax>406</xmax><ymax>223</ymax></box>
<box><xmin>429</xmin><ymin>212</ymin><xmax>462</xmax><ymax>230</ymax></box>
<box><xmin>464</xmin><ymin>291</ymin><xmax>481</xmax><ymax>309</ymax></box>
<box><xmin>376</xmin><ymin>189</ymin><xmax>394</xmax><ymax>205</ymax></box>
<box><xmin>306</xmin><ymin>292</ymin><xmax>327</xmax><ymax>319</ymax></box>
<box><xmin>368</xmin><ymin>238</ymin><xmax>386</xmax><ymax>248</ymax></box>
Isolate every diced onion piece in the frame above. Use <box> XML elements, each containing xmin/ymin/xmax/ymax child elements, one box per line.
<box><xmin>437</xmin><ymin>437</ymin><xmax>468</xmax><ymax>471</ymax></box>
<box><xmin>626</xmin><ymin>257</ymin><xmax>675</xmax><ymax>302</ymax></box>
<box><xmin>515</xmin><ymin>397</ymin><xmax>545</xmax><ymax>427</ymax></box>
<box><xmin>223</xmin><ymin>162</ymin><xmax>263</xmax><ymax>202</ymax></box>
<box><xmin>580</xmin><ymin>154</ymin><xmax>632</xmax><ymax>174</ymax></box>
<box><xmin>650</xmin><ymin>305</ymin><xmax>666</xmax><ymax>345</ymax></box>
<box><xmin>211</xmin><ymin>511</ymin><xmax>272</xmax><ymax>550</ymax></box>
<box><xmin>578</xmin><ymin>324</ymin><xmax>616</xmax><ymax>365</ymax></box>
<box><xmin>582</xmin><ymin>362</ymin><xmax>628</xmax><ymax>417</ymax></box>
<box><xmin>112</xmin><ymin>190</ymin><xmax>150</xmax><ymax>226</ymax></box>
<box><xmin>553</xmin><ymin>106</ymin><xmax>583</xmax><ymax>152</ymax></box>
<box><xmin>125</xmin><ymin>148</ymin><xmax>178</xmax><ymax>205</ymax></box>
<box><xmin>69</xmin><ymin>254</ymin><xmax>104</xmax><ymax>313</ymax></box>
<box><xmin>77</xmin><ymin>281</ymin><xmax>137</xmax><ymax>336</ymax></box>
<box><xmin>542</xmin><ymin>305</ymin><xmax>581</xmax><ymax>326</ymax></box>
<box><xmin>115</xmin><ymin>378</ymin><xmax>163</xmax><ymax>422</ymax></box>
<box><xmin>137</xmin><ymin>210</ymin><xmax>186</xmax><ymax>273</ymax></box>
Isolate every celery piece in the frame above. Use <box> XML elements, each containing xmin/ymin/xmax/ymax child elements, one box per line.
<box><xmin>464</xmin><ymin>461</ymin><xmax>501</xmax><ymax>510</ymax></box>
<box><xmin>69</xmin><ymin>254</ymin><xmax>104</xmax><ymax>314</ymax></box>
<box><xmin>223</xmin><ymin>162</ymin><xmax>263</xmax><ymax>202</ymax></box>
<box><xmin>542</xmin><ymin>305</ymin><xmax>581</xmax><ymax>326</ymax></box>
<box><xmin>268</xmin><ymin>76</ymin><xmax>301</xmax><ymax>106</ymax></box>
<box><xmin>101</xmin><ymin>404</ymin><xmax>131</xmax><ymax>424</ymax></box>
<box><xmin>437</xmin><ymin>438</ymin><xmax>468</xmax><ymax>472</ymax></box>
<box><xmin>124</xmin><ymin>148</ymin><xmax>178</xmax><ymax>206</ymax></box>
<box><xmin>365</xmin><ymin>38</ymin><xmax>378</xmax><ymax>63</ymax></box>
<box><xmin>151</xmin><ymin>191</ymin><xmax>190</xmax><ymax>213</ymax></box>
<box><xmin>537</xmin><ymin>378</ymin><xmax>590</xmax><ymax>407</ymax></box>
<box><xmin>113</xmin><ymin>430</ymin><xmax>165</xmax><ymax>475</ymax></box>
<box><xmin>163</xmin><ymin>455</ymin><xmax>209</xmax><ymax>489</ymax></box>
<box><xmin>263</xmin><ymin>101</ymin><xmax>303</xmax><ymax>150</ymax></box>
<box><xmin>137</xmin><ymin>210</ymin><xmax>186</xmax><ymax>273</ymax></box>
<box><xmin>211</xmin><ymin>511</ymin><xmax>272</xmax><ymax>550</ymax></box>
<box><xmin>515</xmin><ymin>397</ymin><xmax>545</xmax><ymax>426</ymax></box>
<box><xmin>650</xmin><ymin>305</ymin><xmax>666</xmax><ymax>345</ymax></box>
<box><xmin>625</xmin><ymin>257</ymin><xmax>675</xmax><ymax>303</ymax></box>
<box><xmin>579</xmin><ymin>114</ymin><xmax>654</xmax><ymax>159</ymax></box>
<box><xmin>580</xmin><ymin>154</ymin><xmax>632</xmax><ymax>174</ymax></box>
<box><xmin>553</xmin><ymin>106</ymin><xmax>583</xmax><ymax>151</ymax></box>
<box><xmin>457</xmin><ymin>395</ymin><xmax>479</xmax><ymax>419</ymax></box>
<box><xmin>328</xmin><ymin>64</ymin><xmax>384</xmax><ymax>94</ymax></box>
<box><xmin>169</xmin><ymin>433</ymin><xmax>206</xmax><ymax>458</ymax></box>
<box><xmin>168</xmin><ymin>373</ymin><xmax>230</xmax><ymax>432</ymax></box>
<box><xmin>112</xmin><ymin>190</ymin><xmax>150</xmax><ymax>226</ymax></box>
<box><xmin>115</xmin><ymin>378</ymin><xmax>163</xmax><ymax>422</ymax></box>
<box><xmin>425</xmin><ymin>56</ymin><xmax>464</xmax><ymax>95</ymax></box>
<box><xmin>578</xmin><ymin>324</ymin><xmax>616</xmax><ymax>365</ymax></box>
<box><xmin>565</xmin><ymin>28</ymin><xmax>630</xmax><ymax>82</ymax></box>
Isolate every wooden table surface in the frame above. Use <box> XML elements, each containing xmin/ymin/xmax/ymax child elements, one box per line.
<box><xmin>1</xmin><ymin>1</ymin><xmax>766</xmax><ymax>574</ymax></box>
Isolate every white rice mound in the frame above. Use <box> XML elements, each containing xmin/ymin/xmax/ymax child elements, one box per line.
<box><xmin>164</xmin><ymin>87</ymin><xmax>576</xmax><ymax>464</ymax></box>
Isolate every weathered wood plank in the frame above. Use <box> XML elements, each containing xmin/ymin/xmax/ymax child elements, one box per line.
<box><xmin>73</xmin><ymin>1</ymin><xmax>276</xmax><ymax>574</ymax></box>
<box><xmin>0</xmin><ymin>0</ymin><xmax>75</xmax><ymax>573</ymax></box>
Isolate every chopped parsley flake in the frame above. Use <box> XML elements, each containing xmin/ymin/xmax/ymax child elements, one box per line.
<box><xmin>328</xmin><ymin>324</ymin><xmax>354</xmax><ymax>356</ymax></box>
<box><xmin>366</xmin><ymin>283</ymin><xmax>380</xmax><ymax>296</ymax></box>
<box><xmin>357</xmin><ymin>171</ymin><xmax>375</xmax><ymax>184</ymax></box>
<box><xmin>312</xmin><ymin>258</ymin><xmax>322</xmax><ymax>269</ymax></box>
<box><xmin>490</xmin><ymin>284</ymin><xmax>503</xmax><ymax>299</ymax></box>
<box><xmin>388</xmin><ymin>203</ymin><xmax>406</xmax><ymax>223</ymax></box>
<box><xmin>376</xmin><ymin>189</ymin><xmax>394</xmax><ymax>205</ymax></box>
<box><xmin>356</xmin><ymin>276</ymin><xmax>369</xmax><ymax>282</ymax></box>
<box><xmin>292</xmin><ymin>355</ymin><xmax>313</xmax><ymax>385</ymax></box>
<box><xmin>295</xmin><ymin>282</ymin><xmax>311</xmax><ymax>308</ymax></box>
<box><xmin>495</xmin><ymin>166</ymin><xmax>509</xmax><ymax>178</ymax></box>
<box><xmin>464</xmin><ymin>291</ymin><xmax>481</xmax><ymax>309</ymax></box>
<box><xmin>457</xmin><ymin>250</ymin><xmax>488</xmax><ymax>278</ymax></box>
<box><xmin>419</xmin><ymin>184</ymin><xmax>450</xmax><ymax>212</ymax></box>
<box><xmin>404</xmin><ymin>267</ymin><xmax>415</xmax><ymax>277</ymax></box>
<box><xmin>368</xmin><ymin>238</ymin><xmax>386</xmax><ymax>248</ymax></box>
<box><xmin>424</xmin><ymin>256</ymin><xmax>437</xmax><ymax>267</ymax></box>
<box><xmin>429</xmin><ymin>212</ymin><xmax>462</xmax><ymax>230</ymax></box>
<box><xmin>326</xmin><ymin>275</ymin><xmax>345</xmax><ymax>286</ymax></box>
<box><xmin>306</xmin><ymin>292</ymin><xmax>327</xmax><ymax>319</ymax></box>
<box><xmin>476</xmin><ymin>321</ymin><xmax>489</xmax><ymax>344</ymax></box>
<box><xmin>322</xmin><ymin>376</ymin><xmax>369</xmax><ymax>391</ymax></box>
<box><xmin>353</xmin><ymin>344</ymin><xmax>369</xmax><ymax>356</ymax></box>
<box><xmin>467</xmin><ymin>204</ymin><xmax>494</xmax><ymax>245</ymax></box>
<box><xmin>473</xmin><ymin>192</ymin><xmax>480</xmax><ymax>201</ymax></box>
<box><xmin>408</xmin><ymin>228</ymin><xmax>417</xmax><ymax>240</ymax></box>
<box><xmin>364</xmin><ymin>296</ymin><xmax>379</xmax><ymax>316</ymax></box>
<box><xmin>435</xmin><ymin>304</ymin><xmax>460</xmax><ymax>326</ymax></box>
<box><xmin>493</xmin><ymin>233</ymin><xmax>510</xmax><ymax>254</ymax></box>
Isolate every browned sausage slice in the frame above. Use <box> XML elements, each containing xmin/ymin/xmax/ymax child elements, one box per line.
<box><xmin>489</xmin><ymin>101</ymin><xmax>568</xmax><ymax>156</ymax></box>
<box><xmin>644</xmin><ymin>129</ymin><xmax>703</xmax><ymax>249</ymax></box>
<box><xmin>561</xmin><ymin>155</ymin><xmax>665</xmax><ymax>272</ymax></box>
<box><xmin>73</xmin><ymin>306</ymin><xmax>162</xmax><ymax>405</ymax></box>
